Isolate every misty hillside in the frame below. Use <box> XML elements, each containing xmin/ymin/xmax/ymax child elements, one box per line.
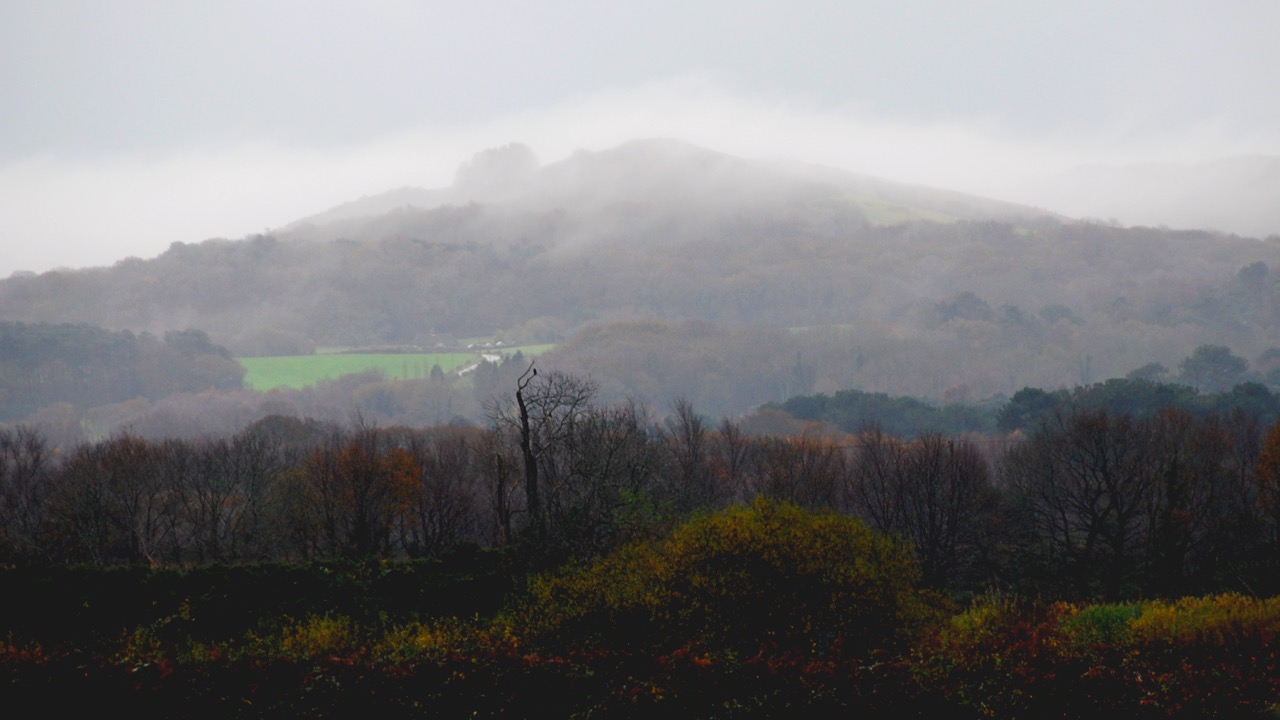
<box><xmin>1021</xmin><ymin>155</ymin><xmax>1280</xmax><ymax>238</ymax></box>
<box><xmin>2</xmin><ymin>138</ymin><xmax>1280</xmax><ymax>430</ymax></box>
<box><xmin>1</xmin><ymin>138</ymin><xmax>1073</xmax><ymax>348</ymax></box>
<box><xmin>283</xmin><ymin>139</ymin><xmax>1058</xmax><ymax>243</ymax></box>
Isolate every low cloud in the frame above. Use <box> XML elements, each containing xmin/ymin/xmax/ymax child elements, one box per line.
<box><xmin>2</xmin><ymin>77</ymin><xmax>1276</xmax><ymax>277</ymax></box>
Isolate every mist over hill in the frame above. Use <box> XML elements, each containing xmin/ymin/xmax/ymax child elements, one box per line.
<box><xmin>2</xmin><ymin>138</ymin><xmax>1280</xmax><ymax>437</ymax></box>
<box><xmin>1016</xmin><ymin>155</ymin><xmax>1280</xmax><ymax>238</ymax></box>
<box><xmin>283</xmin><ymin>139</ymin><xmax>1058</xmax><ymax>242</ymax></box>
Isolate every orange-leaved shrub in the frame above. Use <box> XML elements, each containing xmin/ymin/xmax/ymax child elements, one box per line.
<box><xmin>504</xmin><ymin>496</ymin><xmax>946</xmax><ymax>660</ymax></box>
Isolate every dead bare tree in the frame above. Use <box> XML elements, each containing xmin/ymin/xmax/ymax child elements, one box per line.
<box><xmin>486</xmin><ymin>361</ymin><xmax>598</xmax><ymax>541</ymax></box>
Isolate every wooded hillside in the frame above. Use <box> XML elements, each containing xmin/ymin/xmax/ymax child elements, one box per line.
<box><xmin>2</xmin><ymin>139</ymin><xmax>1279</xmax><ymax>432</ymax></box>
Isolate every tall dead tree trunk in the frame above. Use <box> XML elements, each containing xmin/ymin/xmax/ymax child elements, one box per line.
<box><xmin>516</xmin><ymin>362</ymin><xmax>542</xmax><ymax>535</ymax></box>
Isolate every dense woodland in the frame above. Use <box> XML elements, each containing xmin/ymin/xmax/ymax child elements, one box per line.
<box><xmin>0</xmin><ymin>322</ymin><xmax>244</xmax><ymax>423</ymax></box>
<box><xmin>5</xmin><ymin>365</ymin><xmax>1280</xmax><ymax>604</ymax></box>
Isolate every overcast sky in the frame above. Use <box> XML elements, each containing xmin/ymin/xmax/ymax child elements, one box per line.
<box><xmin>2</xmin><ymin>0</ymin><xmax>1278</xmax><ymax>276</ymax></box>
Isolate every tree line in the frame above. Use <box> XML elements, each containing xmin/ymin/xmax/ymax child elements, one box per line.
<box><xmin>0</xmin><ymin>322</ymin><xmax>244</xmax><ymax>422</ymax></box>
<box><xmin>5</xmin><ymin>366</ymin><xmax>1280</xmax><ymax>602</ymax></box>
<box><xmin>771</xmin><ymin>358</ymin><xmax>1280</xmax><ymax>439</ymax></box>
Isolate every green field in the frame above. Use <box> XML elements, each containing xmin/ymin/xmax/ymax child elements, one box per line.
<box><xmin>239</xmin><ymin>353</ymin><xmax>472</xmax><ymax>391</ymax></box>
<box><xmin>239</xmin><ymin>345</ymin><xmax>555</xmax><ymax>391</ymax></box>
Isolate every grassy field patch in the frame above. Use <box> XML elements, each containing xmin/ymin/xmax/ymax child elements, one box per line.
<box><xmin>240</xmin><ymin>353</ymin><xmax>474</xmax><ymax>391</ymax></box>
<box><xmin>239</xmin><ymin>345</ymin><xmax>556</xmax><ymax>391</ymax></box>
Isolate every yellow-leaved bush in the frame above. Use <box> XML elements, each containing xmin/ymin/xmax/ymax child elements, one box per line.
<box><xmin>1123</xmin><ymin>593</ymin><xmax>1280</xmax><ymax>647</ymax></box>
<box><xmin>503</xmin><ymin>497</ymin><xmax>947</xmax><ymax>659</ymax></box>
<box><xmin>922</xmin><ymin>591</ymin><xmax>1280</xmax><ymax>677</ymax></box>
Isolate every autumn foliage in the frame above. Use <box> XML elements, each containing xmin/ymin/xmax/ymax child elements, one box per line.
<box><xmin>507</xmin><ymin>497</ymin><xmax>941</xmax><ymax>661</ymax></box>
<box><xmin>6</xmin><ymin>501</ymin><xmax>1280</xmax><ymax>717</ymax></box>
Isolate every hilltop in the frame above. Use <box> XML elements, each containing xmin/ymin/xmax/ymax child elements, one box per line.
<box><xmin>283</xmin><ymin>138</ymin><xmax>1059</xmax><ymax>239</ymax></box>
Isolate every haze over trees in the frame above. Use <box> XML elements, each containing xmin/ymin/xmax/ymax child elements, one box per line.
<box><xmin>0</xmin><ymin>322</ymin><xmax>243</xmax><ymax>423</ymax></box>
<box><xmin>1</xmin><ymin>138</ymin><xmax>1279</xmax><ymax>440</ymax></box>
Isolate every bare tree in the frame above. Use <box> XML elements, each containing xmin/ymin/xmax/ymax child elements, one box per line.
<box><xmin>1000</xmin><ymin>408</ymin><xmax>1158</xmax><ymax>599</ymax></box>
<box><xmin>711</xmin><ymin>417</ymin><xmax>753</xmax><ymax>505</ymax></box>
<box><xmin>162</xmin><ymin>431</ymin><xmax>283</xmax><ymax>563</ymax></box>
<box><xmin>486</xmin><ymin>361</ymin><xmax>597</xmax><ymax>540</ymax></box>
<box><xmin>480</xmin><ymin>427</ymin><xmax>521</xmax><ymax>547</ymax></box>
<box><xmin>898</xmin><ymin>432</ymin><xmax>994</xmax><ymax>588</ymax></box>
<box><xmin>663</xmin><ymin>397</ymin><xmax>714</xmax><ymax>513</ymax></box>
<box><xmin>399</xmin><ymin>426</ymin><xmax>483</xmax><ymax>557</ymax></box>
<box><xmin>560</xmin><ymin>397</ymin><xmax>661</xmax><ymax>552</ymax></box>
<box><xmin>849</xmin><ymin>424</ymin><xmax>907</xmax><ymax>531</ymax></box>
<box><xmin>849</xmin><ymin>426</ymin><xmax>995</xmax><ymax>588</ymax></box>
<box><xmin>0</xmin><ymin>425</ymin><xmax>53</xmax><ymax>561</ymax></box>
<box><xmin>749</xmin><ymin>431</ymin><xmax>844</xmax><ymax>510</ymax></box>
<box><xmin>46</xmin><ymin>434</ymin><xmax>174</xmax><ymax>565</ymax></box>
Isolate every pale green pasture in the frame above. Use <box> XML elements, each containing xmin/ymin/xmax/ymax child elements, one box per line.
<box><xmin>239</xmin><ymin>345</ymin><xmax>557</xmax><ymax>391</ymax></box>
<box><xmin>239</xmin><ymin>353</ymin><xmax>473</xmax><ymax>391</ymax></box>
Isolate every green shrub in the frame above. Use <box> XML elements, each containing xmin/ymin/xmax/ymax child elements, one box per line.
<box><xmin>1058</xmin><ymin>600</ymin><xmax>1144</xmax><ymax>649</ymax></box>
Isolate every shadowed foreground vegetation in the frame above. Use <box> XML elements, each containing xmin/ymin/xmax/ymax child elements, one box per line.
<box><xmin>6</xmin><ymin>363</ymin><xmax>1280</xmax><ymax>716</ymax></box>
<box><xmin>2</xmin><ymin>500</ymin><xmax>1279</xmax><ymax>718</ymax></box>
